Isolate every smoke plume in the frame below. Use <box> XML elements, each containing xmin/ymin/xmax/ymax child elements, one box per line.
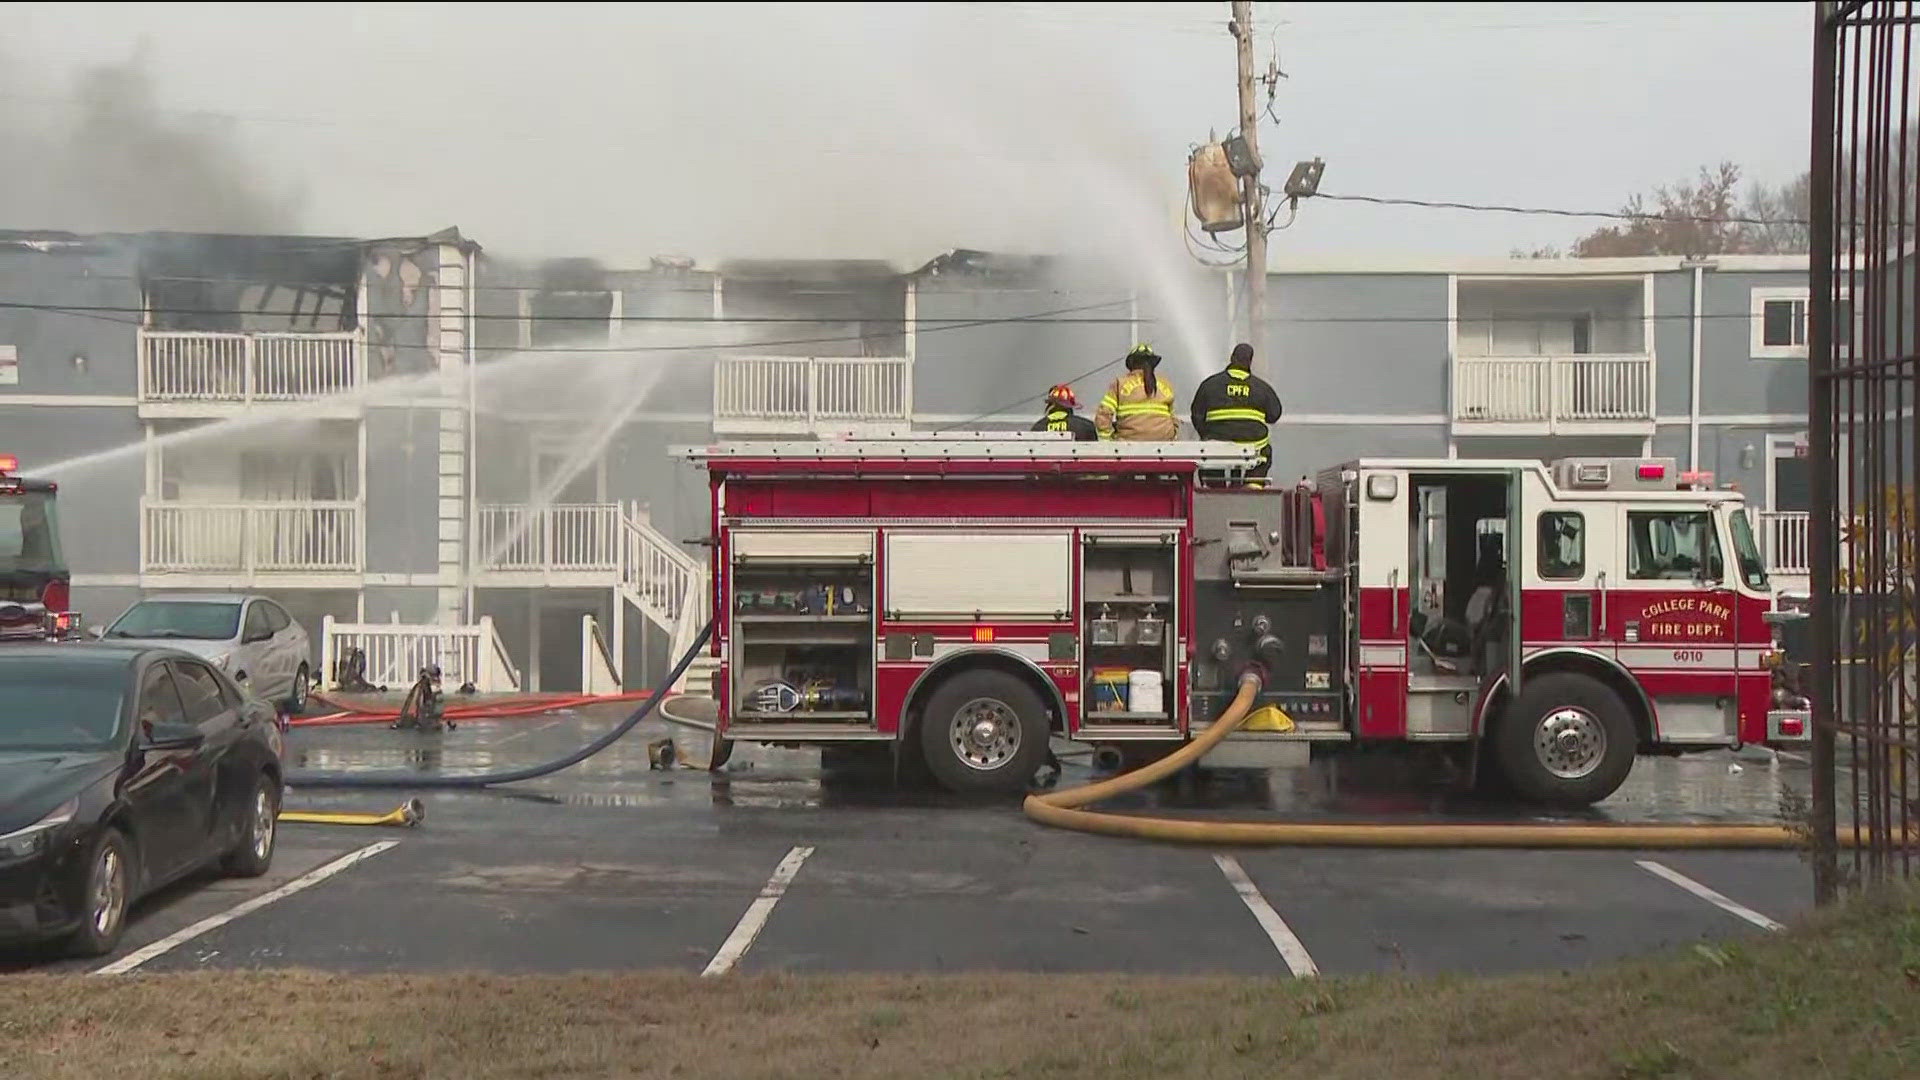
<box><xmin>0</xmin><ymin>51</ymin><xmax>300</xmax><ymax>234</ymax></box>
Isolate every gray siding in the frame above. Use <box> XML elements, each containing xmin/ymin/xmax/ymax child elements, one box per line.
<box><xmin>0</xmin><ymin>245</ymin><xmax>142</xmax><ymax>397</ymax></box>
<box><xmin>1702</xmin><ymin>271</ymin><xmax>1809</xmax><ymax>416</ymax></box>
<box><xmin>913</xmin><ymin>280</ymin><xmax>1134</xmax><ymax>419</ymax></box>
<box><xmin>2</xmin><ymin>405</ymin><xmax>144</xmax><ymax>574</ymax></box>
<box><xmin>1651</xmin><ymin>269</ymin><xmax>1695</xmax><ymax>419</ymax></box>
<box><xmin>1264</xmin><ymin>273</ymin><xmax>1449</xmax><ymax>414</ymax></box>
<box><xmin>362</xmin><ymin>407</ymin><xmax>441</xmax><ymax>574</ymax></box>
<box><xmin>1273</xmin><ymin>423</ymin><xmax>1448</xmax><ymax>472</ymax></box>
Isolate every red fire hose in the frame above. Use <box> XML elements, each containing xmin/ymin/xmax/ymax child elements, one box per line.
<box><xmin>292</xmin><ymin>690</ymin><xmax>653</xmax><ymax>727</ymax></box>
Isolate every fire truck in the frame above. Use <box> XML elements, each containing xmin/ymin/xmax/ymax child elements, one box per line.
<box><xmin>682</xmin><ymin>436</ymin><xmax>1809</xmax><ymax>806</ymax></box>
<box><xmin>0</xmin><ymin>453</ymin><xmax>80</xmax><ymax>642</ymax></box>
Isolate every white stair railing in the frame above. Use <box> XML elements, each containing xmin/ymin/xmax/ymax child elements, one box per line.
<box><xmin>581</xmin><ymin>613</ymin><xmax>622</xmax><ymax>696</ymax></box>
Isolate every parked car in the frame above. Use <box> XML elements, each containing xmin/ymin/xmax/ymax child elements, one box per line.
<box><xmin>94</xmin><ymin>594</ymin><xmax>312</xmax><ymax>713</ymax></box>
<box><xmin>0</xmin><ymin>645</ymin><xmax>283</xmax><ymax>956</ymax></box>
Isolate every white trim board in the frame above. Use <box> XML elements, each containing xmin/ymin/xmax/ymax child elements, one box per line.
<box><xmin>0</xmin><ymin>394</ymin><xmax>139</xmax><ymax>407</ymax></box>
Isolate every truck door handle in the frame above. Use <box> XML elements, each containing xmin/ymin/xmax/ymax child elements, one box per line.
<box><xmin>1387</xmin><ymin>568</ymin><xmax>1400</xmax><ymax>636</ymax></box>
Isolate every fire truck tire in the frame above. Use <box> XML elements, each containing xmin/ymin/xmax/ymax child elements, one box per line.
<box><xmin>919</xmin><ymin>670</ymin><xmax>1051</xmax><ymax>793</ymax></box>
<box><xmin>1493</xmin><ymin>673</ymin><xmax>1636</xmax><ymax>806</ymax></box>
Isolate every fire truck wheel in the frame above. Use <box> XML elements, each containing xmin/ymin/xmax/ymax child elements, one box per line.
<box><xmin>919</xmin><ymin>669</ymin><xmax>1051</xmax><ymax>793</ymax></box>
<box><xmin>1493</xmin><ymin>673</ymin><xmax>1636</xmax><ymax>806</ymax></box>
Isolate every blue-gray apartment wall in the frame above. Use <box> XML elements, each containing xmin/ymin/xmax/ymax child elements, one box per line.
<box><xmin>912</xmin><ymin>277</ymin><xmax>1136</xmax><ymax>419</ymax></box>
<box><xmin>1651</xmin><ymin>269</ymin><xmax>1695</xmax><ymax>419</ymax></box>
<box><xmin>1702</xmin><ymin>270</ymin><xmax>1809</xmax><ymax>417</ymax></box>
<box><xmin>1263</xmin><ymin>273</ymin><xmax>1450</xmax><ymax>415</ymax></box>
<box><xmin>362</xmin><ymin>406</ymin><xmax>441</xmax><ymax>575</ymax></box>
<box><xmin>1</xmin><ymin>405</ymin><xmax>144</xmax><ymax>576</ymax></box>
<box><xmin>0</xmin><ymin>243</ymin><xmax>142</xmax><ymax>398</ymax></box>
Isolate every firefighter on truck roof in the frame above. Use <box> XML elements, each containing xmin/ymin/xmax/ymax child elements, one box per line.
<box><xmin>1190</xmin><ymin>342</ymin><xmax>1283</xmax><ymax>486</ymax></box>
<box><xmin>1031</xmin><ymin>383</ymin><xmax>1097</xmax><ymax>441</ymax></box>
<box><xmin>1094</xmin><ymin>344</ymin><xmax>1178</xmax><ymax>441</ymax></box>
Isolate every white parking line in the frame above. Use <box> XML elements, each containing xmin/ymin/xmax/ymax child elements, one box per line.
<box><xmin>1636</xmin><ymin>859</ymin><xmax>1785</xmax><ymax>932</ymax></box>
<box><xmin>702</xmin><ymin>845</ymin><xmax>814</xmax><ymax>977</ymax></box>
<box><xmin>1212</xmin><ymin>854</ymin><xmax>1319</xmax><ymax>977</ymax></box>
<box><xmin>93</xmin><ymin>840</ymin><xmax>400</xmax><ymax>975</ymax></box>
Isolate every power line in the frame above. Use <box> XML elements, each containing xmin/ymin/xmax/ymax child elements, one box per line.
<box><xmin>1309</xmin><ymin>191</ymin><xmax>1809</xmax><ymax>228</ymax></box>
<box><xmin>0</xmin><ymin>297</ymin><xmax>1829</xmax><ymax>333</ymax></box>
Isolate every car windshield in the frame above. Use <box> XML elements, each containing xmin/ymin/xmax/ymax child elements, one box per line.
<box><xmin>107</xmin><ymin>600</ymin><xmax>241</xmax><ymax>641</ymax></box>
<box><xmin>1728</xmin><ymin>508</ymin><xmax>1770</xmax><ymax>591</ymax></box>
<box><xmin>0</xmin><ymin>654</ymin><xmax>126</xmax><ymax>750</ymax></box>
<box><xmin>0</xmin><ymin>491</ymin><xmax>63</xmax><ymax>575</ymax></box>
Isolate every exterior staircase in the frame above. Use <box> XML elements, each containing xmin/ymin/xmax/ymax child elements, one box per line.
<box><xmin>616</xmin><ymin>511</ymin><xmax>714</xmax><ymax>697</ymax></box>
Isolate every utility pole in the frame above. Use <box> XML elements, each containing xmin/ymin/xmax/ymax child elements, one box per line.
<box><xmin>1231</xmin><ymin>0</ymin><xmax>1267</xmax><ymax>370</ymax></box>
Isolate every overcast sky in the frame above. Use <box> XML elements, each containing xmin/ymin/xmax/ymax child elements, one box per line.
<box><xmin>2</xmin><ymin>2</ymin><xmax>1812</xmax><ymax>268</ymax></box>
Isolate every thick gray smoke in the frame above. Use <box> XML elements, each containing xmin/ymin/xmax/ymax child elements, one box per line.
<box><xmin>0</xmin><ymin>52</ymin><xmax>300</xmax><ymax>234</ymax></box>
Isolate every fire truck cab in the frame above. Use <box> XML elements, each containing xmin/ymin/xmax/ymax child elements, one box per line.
<box><xmin>683</xmin><ymin>436</ymin><xmax>1807</xmax><ymax>806</ymax></box>
<box><xmin>0</xmin><ymin>454</ymin><xmax>79</xmax><ymax>642</ymax></box>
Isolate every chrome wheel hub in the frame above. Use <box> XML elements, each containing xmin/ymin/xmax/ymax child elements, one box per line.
<box><xmin>1534</xmin><ymin>706</ymin><xmax>1606</xmax><ymax>780</ymax></box>
<box><xmin>91</xmin><ymin>844</ymin><xmax>126</xmax><ymax>937</ymax></box>
<box><xmin>251</xmin><ymin>788</ymin><xmax>276</xmax><ymax>861</ymax></box>
<box><xmin>949</xmin><ymin>698</ymin><xmax>1021</xmax><ymax>771</ymax></box>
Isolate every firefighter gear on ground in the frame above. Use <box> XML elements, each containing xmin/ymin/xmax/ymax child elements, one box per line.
<box><xmin>1095</xmin><ymin>345</ymin><xmax>1178</xmax><ymax>441</ymax></box>
<box><xmin>1032</xmin><ymin>384</ymin><xmax>1098</xmax><ymax>441</ymax></box>
<box><xmin>1190</xmin><ymin>343</ymin><xmax>1283</xmax><ymax>484</ymax></box>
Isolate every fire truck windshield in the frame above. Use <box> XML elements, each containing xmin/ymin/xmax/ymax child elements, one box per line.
<box><xmin>1727</xmin><ymin>507</ymin><xmax>1770</xmax><ymax>591</ymax></box>
<box><xmin>0</xmin><ymin>492</ymin><xmax>62</xmax><ymax>575</ymax></box>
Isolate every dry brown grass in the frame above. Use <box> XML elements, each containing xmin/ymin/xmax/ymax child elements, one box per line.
<box><xmin>3</xmin><ymin>889</ymin><xmax>1919</xmax><ymax>1080</ymax></box>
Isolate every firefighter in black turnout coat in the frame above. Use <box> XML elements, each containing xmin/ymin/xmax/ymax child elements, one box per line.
<box><xmin>1031</xmin><ymin>383</ymin><xmax>1098</xmax><ymax>441</ymax></box>
<box><xmin>1190</xmin><ymin>342</ymin><xmax>1283</xmax><ymax>485</ymax></box>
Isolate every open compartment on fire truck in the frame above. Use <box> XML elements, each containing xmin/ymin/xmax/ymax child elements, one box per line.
<box><xmin>728</xmin><ymin>530</ymin><xmax>876</xmax><ymax>725</ymax></box>
<box><xmin>1079</xmin><ymin>531</ymin><xmax>1179</xmax><ymax>726</ymax></box>
<box><xmin>1406</xmin><ymin>472</ymin><xmax>1521</xmax><ymax>689</ymax></box>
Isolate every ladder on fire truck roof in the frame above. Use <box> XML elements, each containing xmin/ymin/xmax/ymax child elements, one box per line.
<box><xmin>676</xmin><ymin>433</ymin><xmax>1263</xmax><ymax>470</ymax></box>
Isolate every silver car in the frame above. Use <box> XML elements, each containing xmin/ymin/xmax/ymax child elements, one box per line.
<box><xmin>94</xmin><ymin>594</ymin><xmax>312</xmax><ymax>712</ymax></box>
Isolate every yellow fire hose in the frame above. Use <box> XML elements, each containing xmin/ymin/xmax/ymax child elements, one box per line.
<box><xmin>279</xmin><ymin>799</ymin><xmax>425</xmax><ymax>828</ymax></box>
<box><xmin>1024</xmin><ymin>674</ymin><xmax>1830</xmax><ymax>849</ymax></box>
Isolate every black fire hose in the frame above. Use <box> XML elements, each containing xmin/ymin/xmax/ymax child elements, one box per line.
<box><xmin>285</xmin><ymin>622</ymin><xmax>714</xmax><ymax>789</ymax></box>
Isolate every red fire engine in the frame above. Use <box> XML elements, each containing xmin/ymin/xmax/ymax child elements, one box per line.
<box><xmin>0</xmin><ymin>453</ymin><xmax>79</xmax><ymax>642</ymax></box>
<box><xmin>683</xmin><ymin>436</ymin><xmax>1809</xmax><ymax>806</ymax></box>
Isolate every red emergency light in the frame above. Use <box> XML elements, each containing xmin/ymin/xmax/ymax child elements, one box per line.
<box><xmin>1636</xmin><ymin>462</ymin><xmax>1667</xmax><ymax>481</ymax></box>
<box><xmin>1779</xmin><ymin>715</ymin><xmax>1806</xmax><ymax>738</ymax></box>
<box><xmin>0</xmin><ymin>453</ymin><xmax>16</xmax><ymax>474</ymax></box>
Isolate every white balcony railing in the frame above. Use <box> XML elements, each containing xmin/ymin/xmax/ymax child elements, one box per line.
<box><xmin>476</xmin><ymin>503</ymin><xmax>621</xmax><ymax>573</ymax></box>
<box><xmin>1452</xmin><ymin>355</ymin><xmax>1654</xmax><ymax>427</ymax></box>
<box><xmin>139</xmin><ymin>330</ymin><xmax>365</xmax><ymax>404</ymax></box>
<box><xmin>320</xmin><ymin>615</ymin><xmax>521</xmax><ymax>693</ymax></box>
<box><xmin>1759</xmin><ymin>510</ymin><xmax>1812</xmax><ymax>577</ymax></box>
<box><xmin>713</xmin><ymin>355</ymin><xmax>911</xmax><ymax>431</ymax></box>
<box><xmin>141</xmin><ymin>501</ymin><xmax>362</xmax><ymax>574</ymax></box>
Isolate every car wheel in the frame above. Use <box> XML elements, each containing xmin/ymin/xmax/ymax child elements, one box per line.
<box><xmin>284</xmin><ymin>665</ymin><xmax>309</xmax><ymax>713</ymax></box>
<box><xmin>918</xmin><ymin>669</ymin><xmax>1050</xmax><ymax>794</ymax></box>
<box><xmin>221</xmin><ymin>773</ymin><xmax>280</xmax><ymax>878</ymax></box>
<box><xmin>1491</xmin><ymin>673</ymin><xmax>1636</xmax><ymax>806</ymax></box>
<box><xmin>65</xmin><ymin>829</ymin><xmax>131</xmax><ymax>958</ymax></box>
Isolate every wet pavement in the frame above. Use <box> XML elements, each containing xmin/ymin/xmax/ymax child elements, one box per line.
<box><xmin>4</xmin><ymin>700</ymin><xmax>1824</xmax><ymax>977</ymax></box>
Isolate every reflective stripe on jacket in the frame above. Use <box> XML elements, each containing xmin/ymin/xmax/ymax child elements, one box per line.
<box><xmin>1189</xmin><ymin>365</ymin><xmax>1283</xmax><ymax>446</ymax></box>
<box><xmin>1031</xmin><ymin>407</ymin><xmax>1099</xmax><ymax>441</ymax></box>
<box><xmin>1094</xmin><ymin>371</ymin><xmax>1178</xmax><ymax>441</ymax></box>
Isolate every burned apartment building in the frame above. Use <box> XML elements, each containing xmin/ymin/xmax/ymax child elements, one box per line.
<box><xmin>0</xmin><ymin>231</ymin><xmax>1818</xmax><ymax>696</ymax></box>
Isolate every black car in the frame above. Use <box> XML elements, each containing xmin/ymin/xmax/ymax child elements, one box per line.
<box><xmin>0</xmin><ymin>645</ymin><xmax>284</xmax><ymax>956</ymax></box>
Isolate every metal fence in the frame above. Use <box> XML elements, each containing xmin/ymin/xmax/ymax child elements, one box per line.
<box><xmin>1810</xmin><ymin>0</ymin><xmax>1920</xmax><ymax>901</ymax></box>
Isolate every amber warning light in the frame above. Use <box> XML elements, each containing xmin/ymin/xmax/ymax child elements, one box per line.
<box><xmin>0</xmin><ymin>454</ymin><xmax>16</xmax><ymax>474</ymax></box>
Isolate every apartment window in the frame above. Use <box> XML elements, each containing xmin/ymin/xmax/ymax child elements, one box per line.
<box><xmin>1752</xmin><ymin>287</ymin><xmax>1852</xmax><ymax>359</ymax></box>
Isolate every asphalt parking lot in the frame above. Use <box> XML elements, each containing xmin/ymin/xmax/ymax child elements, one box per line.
<box><xmin>6</xmin><ymin>701</ymin><xmax>1821</xmax><ymax>978</ymax></box>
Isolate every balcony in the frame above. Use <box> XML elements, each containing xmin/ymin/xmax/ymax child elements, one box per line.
<box><xmin>141</xmin><ymin>501</ymin><xmax>362</xmax><ymax>583</ymax></box>
<box><xmin>475</xmin><ymin>503</ymin><xmax>624</xmax><ymax>585</ymax></box>
<box><xmin>1450</xmin><ymin>354</ymin><xmax>1656</xmax><ymax>435</ymax></box>
<box><xmin>138</xmin><ymin>330</ymin><xmax>366</xmax><ymax>416</ymax></box>
<box><xmin>1757</xmin><ymin>510</ymin><xmax>1811</xmax><ymax>584</ymax></box>
<box><xmin>713</xmin><ymin>355</ymin><xmax>911</xmax><ymax>434</ymax></box>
